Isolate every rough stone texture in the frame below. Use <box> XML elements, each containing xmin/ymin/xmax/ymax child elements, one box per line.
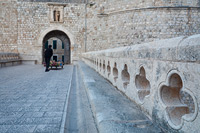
<box><xmin>17</xmin><ymin>0</ymin><xmax>86</xmax><ymax>3</ymax></box>
<box><xmin>1</xmin><ymin>0</ymin><xmax>200</xmax><ymax>63</ymax></box>
<box><xmin>0</xmin><ymin>0</ymin><xmax>18</xmax><ymax>53</ymax></box>
<box><xmin>86</xmin><ymin>0</ymin><xmax>200</xmax><ymax>51</ymax></box>
<box><xmin>0</xmin><ymin>0</ymin><xmax>86</xmax><ymax>63</ymax></box>
<box><xmin>16</xmin><ymin>1</ymin><xmax>86</xmax><ymax>63</ymax></box>
<box><xmin>82</xmin><ymin>34</ymin><xmax>200</xmax><ymax>132</ymax></box>
<box><xmin>1</xmin><ymin>0</ymin><xmax>200</xmax><ymax>131</ymax></box>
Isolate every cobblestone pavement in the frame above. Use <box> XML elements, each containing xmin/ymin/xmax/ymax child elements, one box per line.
<box><xmin>0</xmin><ymin>64</ymin><xmax>73</xmax><ymax>133</ymax></box>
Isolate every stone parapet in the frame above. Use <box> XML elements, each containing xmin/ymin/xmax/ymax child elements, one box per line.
<box><xmin>82</xmin><ymin>34</ymin><xmax>200</xmax><ymax>132</ymax></box>
<box><xmin>0</xmin><ymin>53</ymin><xmax>19</xmax><ymax>61</ymax></box>
<box><xmin>0</xmin><ymin>53</ymin><xmax>21</xmax><ymax>67</ymax></box>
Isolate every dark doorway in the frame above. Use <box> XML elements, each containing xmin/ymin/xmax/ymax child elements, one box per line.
<box><xmin>43</xmin><ymin>30</ymin><xmax>71</xmax><ymax>64</ymax></box>
<box><xmin>53</xmin><ymin>56</ymin><xmax>57</xmax><ymax>62</ymax></box>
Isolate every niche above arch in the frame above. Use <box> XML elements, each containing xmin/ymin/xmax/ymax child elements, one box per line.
<box><xmin>121</xmin><ymin>64</ymin><xmax>130</xmax><ymax>89</ymax></box>
<box><xmin>159</xmin><ymin>70</ymin><xmax>198</xmax><ymax>129</ymax></box>
<box><xmin>113</xmin><ymin>62</ymin><xmax>118</xmax><ymax>82</ymax></box>
<box><xmin>135</xmin><ymin>67</ymin><xmax>151</xmax><ymax>103</ymax></box>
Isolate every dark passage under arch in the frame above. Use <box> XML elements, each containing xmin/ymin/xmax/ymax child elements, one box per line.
<box><xmin>43</xmin><ymin>30</ymin><xmax>71</xmax><ymax>64</ymax></box>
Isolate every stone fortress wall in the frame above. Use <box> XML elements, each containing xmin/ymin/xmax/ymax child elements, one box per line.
<box><xmin>17</xmin><ymin>0</ymin><xmax>86</xmax><ymax>3</ymax></box>
<box><xmin>17</xmin><ymin>1</ymin><xmax>86</xmax><ymax>63</ymax></box>
<box><xmin>83</xmin><ymin>0</ymin><xmax>200</xmax><ymax>132</ymax></box>
<box><xmin>0</xmin><ymin>0</ymin><xmax>18</xmax><ymax>53</ymax></box>
<box><xmin>0</xmin><ymin>0</ymin><xmax>86</xmax><ymax>63</ymax></box>
<box><xmin>86</xmin><ymin>0</ymin><xmax>200</xmax><ymax>51</ymax></box>
<box><xmin>1</xmin><ymin>0</ymin><xmax>200</xmax><ymax>62</ymax></box>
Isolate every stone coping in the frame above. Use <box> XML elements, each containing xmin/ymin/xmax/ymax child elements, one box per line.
<box><xmin>83</xmin><ymin>34</ymin><xmax>200</xmax><ymax>63</ymax></box>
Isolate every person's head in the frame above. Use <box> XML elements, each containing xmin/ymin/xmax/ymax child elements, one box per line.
<box><xmin>49</xmin><ymin>45</ymin><xmax>52</xmax><ymax>48</ymax></box>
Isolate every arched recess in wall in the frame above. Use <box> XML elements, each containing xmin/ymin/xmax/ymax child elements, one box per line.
<box><xmin>38</xmin><ymin>26</ymin><xmax>74</xmax><ymax>64</ymax></box>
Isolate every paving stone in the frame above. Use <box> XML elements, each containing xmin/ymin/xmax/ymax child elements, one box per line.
<box><xmin>6</xmin><ymin>125</ymin><xmax>37</xmax><ymax>133</ymax></box>
<box><xmin>34</xmin><ymin>124</ymin><xmax>60</xmax><ymax>133</ymax></box>
<box><xmin>0</xmin><ymin>125</ymin><xmax>12</xmax><ymax>133</ymax></box>
<box><xmin>22</xmin><ymin>112</ymin><xmax>45</xmax><ymax>118</ymax></box>
<box><xmin>0</xmin><ymin>64</ymin><xmax>73</xmax><ymax>132</ymax></box>
<box><xmin>43</xmin><ymin>112</ymin><xmax>63</xmax><ymax>117</ymax></box>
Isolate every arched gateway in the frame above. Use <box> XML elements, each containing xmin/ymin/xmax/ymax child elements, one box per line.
<box><xmin>38</xmin><ymin>26</ymin><xmax>74</xmax><ymax>64</ymax></box>
<box><xmin>43</xmin><ymin>30</ymin><xmax>70</xmax><ymax>64</ymax></box>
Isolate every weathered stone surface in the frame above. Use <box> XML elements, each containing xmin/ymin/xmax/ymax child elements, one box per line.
<box><xmin>1</xmin><ymin>0</ymin><xmax>200</xmax><ymax>132</ymax></box>
<box><xmin>0</xmin><ymin>0</ymin><xmax>86</xmax><ymax>63</ymax></box>
<box><xmin>0</xmin><ymin>0</ymin><xmax>18</xmax><ymax>53</ymax></box>
<box><xmin>82</xmin><ymin>34</ymin><xmax>200</xmax><ymax>132</ymax></box>
<box><xmin>78</xmin><ymin>61</ymin><xmax>162</xmax><ymax>133</ymax></box>
<box><xmin>1</xmin><ymin>0</ymin><xmax>200</xmax><ymax>63</ymax></box>
<box><xmin>86</xmin><ymin>1</ymin><xmax>200</xmax><ymax>51</ymax></box>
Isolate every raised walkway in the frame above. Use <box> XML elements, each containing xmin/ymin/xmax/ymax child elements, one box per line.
<box><xmin>78</xmin><ymin>61</ymin><xmax>162</xmax><ymax>133</ymax></box>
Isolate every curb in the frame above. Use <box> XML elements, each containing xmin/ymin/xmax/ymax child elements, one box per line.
<box><xmin>77</xmin><ymin>62</ymin><xmax>100</xmax><ymax>133</ymax></box>
<box><xmin>59</xmin><ymin>66</ymin><xmax>74</xmax><ymax>133</ymax></box>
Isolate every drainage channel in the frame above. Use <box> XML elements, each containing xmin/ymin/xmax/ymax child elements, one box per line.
<box><xmin>62</xmin><ymin>64</ymin><xmax>98</xmax><ymax>133</ymax></box>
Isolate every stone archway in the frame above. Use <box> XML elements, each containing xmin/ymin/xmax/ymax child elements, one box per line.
<box><xmin>42</xmin><ymin>30</ymin><xmax>71</xmax><ymax>64</ymax></box>
<box><xmin>38</xmin><ymin>26</ymin><xmax>74</xmax><ymax>64</ymax></box>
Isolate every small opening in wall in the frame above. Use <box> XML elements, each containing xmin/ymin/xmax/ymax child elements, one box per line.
<box><xmin>169</xmin><ymin>74</ymin><xmax>183</xmax><ymax>88</ymax></box>
<box><xmin>103</xmin><ymin>60</ymin><xmax>106</xmax><ymax>73</ymax></box>
<box><xmin>180</xmin><ymin>91</ymin><xmax>195</xmax><ymax>113</ymax></box>
<box><xmin>113</xmin><ymin>62</ymin><xmax>118</xmax><ymax>82</ymax></box>
<box><xmin>99</xmin><ymin>60</ymin><xmax>102</xmax><ymax>71</ymax></box>
<box><xmin>135</xmin><ymin>67</ymin><xmax>150</xmax><ymax>102</ymax></box>
<box><xmin>107</xmin><ymin>61</ymin><xmax>111</xmax><ymax>77</ymax></box>
<box><xmin>160</xmin><ymin>73</ymin><xmax>195</xmax><ymax>127</ymax></box>
<box><xmin>121</xmin><ymin>64</ymin><xmax>130</xmax><ymax>89</ymax></box>
<box><xmin>94</xmin><ymin>60</ymin><xmax>96</xmax><ymax>65</ymax></box>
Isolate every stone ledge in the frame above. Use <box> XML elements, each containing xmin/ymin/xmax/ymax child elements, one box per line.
<box><xmin>83</xmin><ymin>34</ymin><xmax>200</xmax><ymax>63</ymax></box>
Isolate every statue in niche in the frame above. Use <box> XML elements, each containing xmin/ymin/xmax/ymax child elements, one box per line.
<box><xmin>56</xmin><ymin>11</ymin><xmax>60</xmax><ymax>21</ymax></box>
<box><xmin>53</xmin><ymin>10</ymin><xmax>60</xmax><ymax>22</ymax></box>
